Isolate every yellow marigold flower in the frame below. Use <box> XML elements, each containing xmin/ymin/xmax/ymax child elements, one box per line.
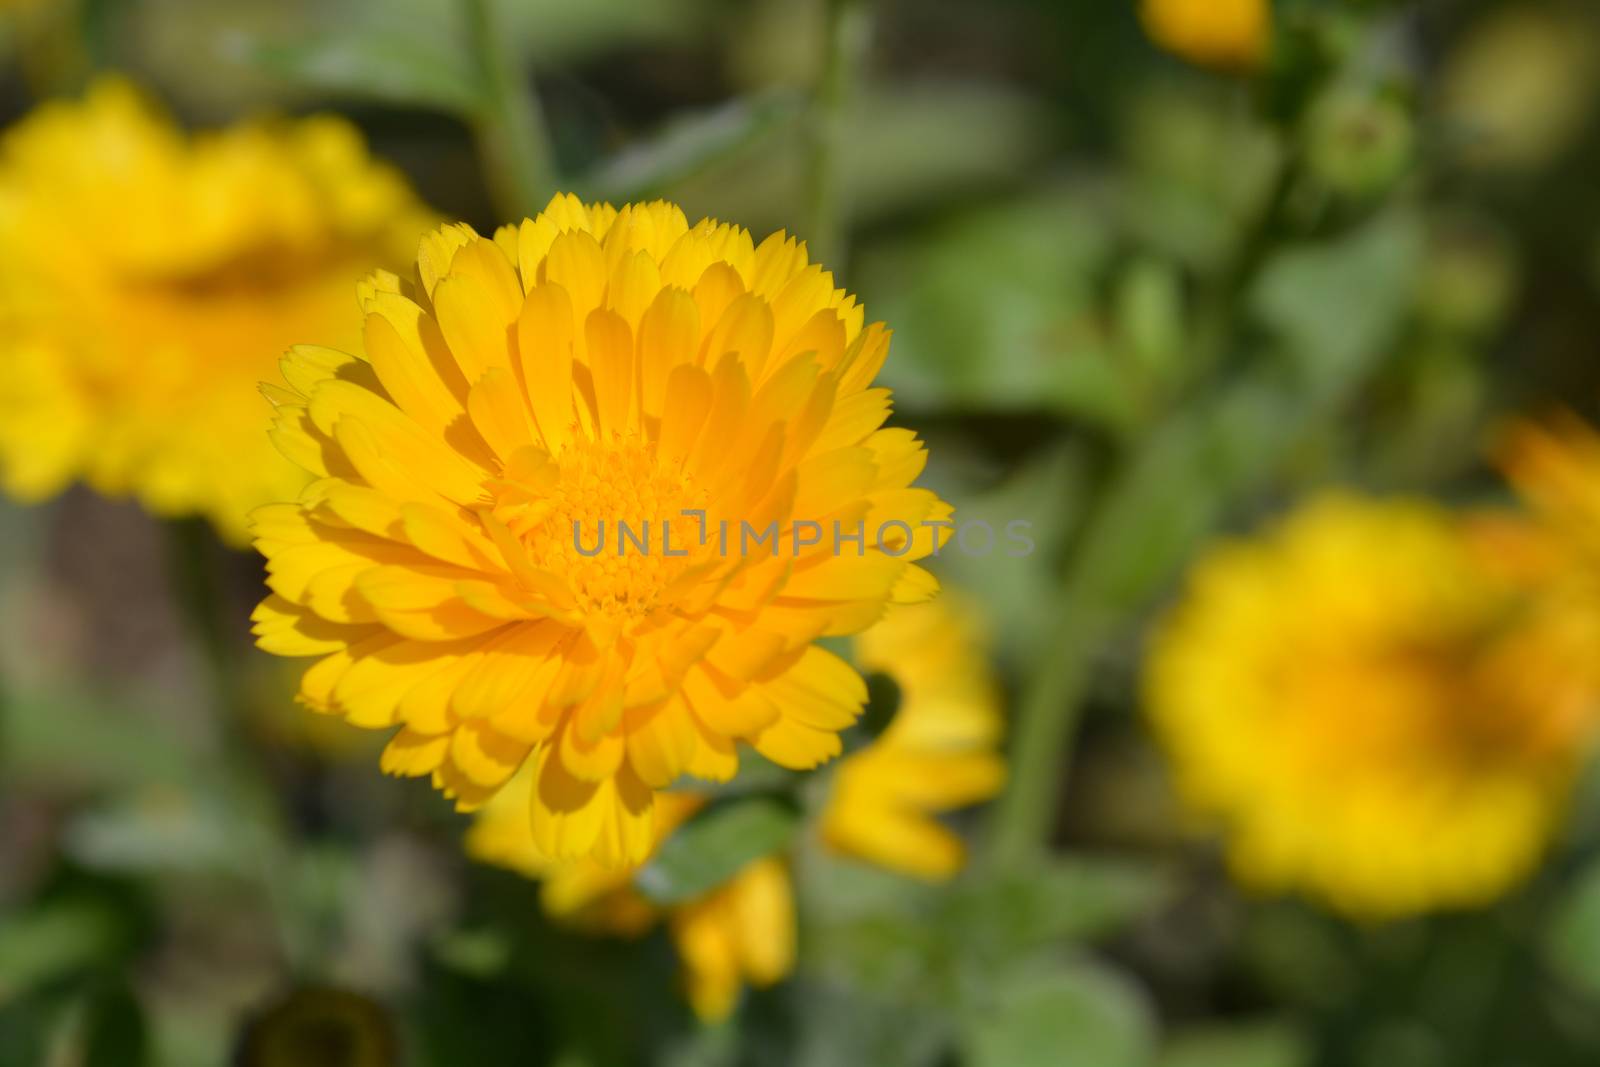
<box><xmin>1146</xmin><ymin>493</ymin><xmax>1600</xmax><ymax>919</ymax></box>
<box><xmin>0</xmin><ymin>78</ymin><xmax>430</xmax><ymax>542</ymax></box>
<box><xmin>467</xmin><ymin>778</ymin><xmax>795</xmax><ymax>1022</ymax></box>
<box><xmin>253</xmin><ymin>194</ymin><xmax>951</xmax><ymax>868</ymax></box>
<box><xmin>820</xmin><ymin>595</ymin><xmax>1006</xmax><ymax>880</ymax></box>
<box><xmin>1140</xmin><ymin>0</ymin><xmax>1270</xmax><ymax>71</ymax></box>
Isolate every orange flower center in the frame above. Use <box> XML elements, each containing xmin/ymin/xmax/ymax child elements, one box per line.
<box><xmin>497</xmin><ymin>434</ymin><xmax>712</xmax><ymax>620</ymax></box>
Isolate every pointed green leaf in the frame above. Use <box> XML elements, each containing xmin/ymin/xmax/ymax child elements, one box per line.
<box><xmin>963</xmin><ymin>960</ymin><xmax>1156</xmax><ymax>1067</ymax></box>
<box><xmin>241</xmin><ymin>31</ymin><xmax>485</xmax><ymax>114</ymax></box>
<box><xmin>634</xmin><ymin>796</ymin><xmax>798</xmax><ymax>905</ymax></box>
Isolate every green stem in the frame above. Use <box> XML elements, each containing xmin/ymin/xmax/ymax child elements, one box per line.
<box><xmin>464</xmin><ymin>0</ymin><xmax>556</xmax><ymax>219</ymax></box>
<box><xmin>988</xmin><ymin>601</ymin><xmax>1116</xmax><ymax>867</ymax></box>
<box><xmin>990</xmin><ymin>147</ymin><xmax>1316</xmax><ymax>869</ymax></box>
<box><xmin>806</xmin><ymin>0</ymin><xmax>871</xmax><ymax>269</ymax></box>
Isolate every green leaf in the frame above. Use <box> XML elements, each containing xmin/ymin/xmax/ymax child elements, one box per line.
<box><xmin>666</xmin><ymin>81</ymin><xmax>1056</xmax><ymax>239</ymax></box>
<box><xmin>492</xmin><ymin>0</ymin><xmax>710</xmax><ymax>62</ymax></box>
<box><xmin>634</xmin><ymin>797</ymin><xmax>798</xmax><ymax>905</ymax></box>
<box><xmin>941</xmin><ymin>858</ymin><xmax>1173</xmax><ymax>969</ymax></box>
<box><xmin>923</xmin><ymin>442</ymin><xmax>1088</xmax><ymax>667</ymax></box>
<box><xmin>1121</xmin><ymin>83</ymin><xmax>1284</xmax><ymax>270</ymax></box>
<box><xmin>1545</xmin><ymin>858</ymin><xmax>1600</xmax><ymax>1000</ymax></box>
<box><xmin>789</xmin><ymin>979</ymin><xmax>954</xmax><ymax>1067</ymax></box>
<box><xmin>1067</xmin><ymin>405</ymin><xmax>1237</xmax><ymax>611</ymax></box>
<box><xmin>1251</xmin><ymin>210</ymin><xmax>1424</xmax><ymax>397</ymax></box>
<box><xmin>0</xmin><ymin>900</ymin><xmax>125</xmax><ymax>1004</ymax></box>
<box><xmin>580</xmin><ymin>92</ymin><xmax>807</xmax><ymax>202</ymax></box>
<box><xmin>1114</xmin><ymin>257</ymin><xmax>1185</xmax><ymax>389</ymax></box>
<box><xmin>1156</xmin><ymin>1021</ymin><xmax>1310</xmax><ymax>1067</ymax></box>
<box><xmin>962</xmin><ymin>960</ymin><xmax>1156</xmax><ymax>1067</ymax></box>
<box><xmin>241</xmin><ymin>30</ymin><xmax>485</xmax><ymax>114</ymax></box>
<box><xmin>855</xmin><ymin>187</ymin><xmax>1120</xmax><ymax>422</ymax></box>
<box><xmin>430</xmin><ymin>928</ymin><xmax>512</xmax><ymax>980</ymax></box>
<box><xmin>1240</xmin><ymin>904</ymin><xmax>1356</xmax><ymax>1009</ymax></box>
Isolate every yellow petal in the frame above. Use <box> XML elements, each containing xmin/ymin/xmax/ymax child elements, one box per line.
<box><xmin>381</xmin><ymin>728</ymin><xmax>451</xmax><ymax>777</ymax></box>
<box><xmin>449</xmin><ymin>720</ymin><xmax>532</xmax><ymax>788</ymax></box>
<box><xmin>606</xmin><ymin>247</ymin><xmax>662</xmax><ymax>326</ymax></box>
<box><xmin>700</xmin><ymin>293</ymin><xmax>774</xmax><ymax>378</ymax></box>
<box><xmin>543</xmin><ymin>229</ymin><xmax>608</xmax><ymax>318</ymax></box>
<box><xmin>624</xmin><ymin>697</ymin><xmax>698</xmax><ymax>788</ymax></box>
<box><xmin>467</xmin><ymin>367</ymin><xmax>538</xmax><ymax>461</ymax></box>
<box><xmin>434</xmin><ymin>272</ymin><xmax>515</xmax><ymax>385</ymax></box>
<box><xmin>585</xmin><ymin>309</ymin><xmax>635</xmax><ymax>440</ymax></box>
<box><xmin>516</xmin><ymin>283</ymin><xmax>577</xmax><ymax>454</ymax></box>
<box><xmin>637</xmin><ymin>288</ymin><xmax>699</xmax><ymax>423</ymax></box>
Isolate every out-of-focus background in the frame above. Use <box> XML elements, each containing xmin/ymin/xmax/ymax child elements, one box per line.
<box><xmin>5</xmin><ymin>0</ymin><xmax>1600</xmax><ymax>1064</ymax></box>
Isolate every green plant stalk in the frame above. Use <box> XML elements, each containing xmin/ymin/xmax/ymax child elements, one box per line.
<box><xmin>988</xmin><ymin>127</ymin><xmax>1320</xmax><ymax>868</ymax></box>
<box><xmin>988</xmin><ymin>599</ymin><xmax>1116</xmax><ymax>867</ymax></box>
<box><xmin>464</xmin><ymin>0</ymin><xmax>556</xmax><ymax>219</ymax></box>
<box><xmin>806</xmin><ymin>0</ymin><xmax>871</xmax><ymax>270</ymax></box>
<box><xmin>986</xmin><ymin>407</ymin><xmax>1216</xmax><ymax>867</ymax></box>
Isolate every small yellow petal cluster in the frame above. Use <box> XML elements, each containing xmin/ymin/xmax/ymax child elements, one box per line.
<box><xmin>466</xmin><ymin>594</ymin><xmax>1003</xmax><ymax>1018</ymax></box>
<box><xmin>469</xmin><ymin>782</ymin><xmax>794</xmax><ymax>1022</ymax></box>
<box><xmin>820</xmin><ymin>595</ymin><xmax>1006</xmax><ymax>880</ymax></box>
<box><xmin>1494</xmin><ymin>413</ymin><xmax>1600</xmax><ymax>721</ymax></box>
<box><xmin>253</xmin><ymin>194</ymin><xmax>952</xmax><ymax>869</ymax></box>
<box><xmin>1146</xmin><ymin>493</ymin><xmax>1600</xmax><ymax>919</ymax></box>
<box><xmin>1140</xmin><ymin>0</ymin><xmax>1271</xmax><ymax>71</ymax></box>
<box><xmin>1497</xmin><ymin>414</ymin><xmax>1600</xmax><ymax>568</ymax></box>
<box><xmin>0</xmin><ymin>79</ymin><xmax>431</xmax><ymax>542</ymax></box>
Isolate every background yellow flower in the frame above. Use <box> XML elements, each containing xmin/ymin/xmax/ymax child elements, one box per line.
<box><xmin>254</xmin><ymin>195</ymin><xmax>950</xmax><ymax>869</ymax></box>
<box><xmin>1146</xmin><ymin>493</ymin><xmax>1600</xmax><ymax>919</ymax></box>
<box><xmin>1498</xmin><ymin>414</ymin><xmax>1600</xmax><ymax>567</ymax></box>
<box><xmin>1140</xmin><ymin>0</ymin><xmax>1270</xmax><ymax>71</ymax></box>
<box><xmin>0</xmin><ymin>78</ymin><xmax>431</xmax><ymax>542</ymax></box>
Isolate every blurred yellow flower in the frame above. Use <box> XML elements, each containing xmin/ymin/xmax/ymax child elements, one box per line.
<box><xmin>1140</xmin><ymin>0</ymin><xmax>1270</xmax><ymax>71</ymax></box>
<box><xmin>468</xmin><ymin>778</ymin><xmax>794</xmax><ymax>1022</ymax></box>
<box><xmin>821</xmin><ymin>595</ymin><xmax>1006</xmax><ymax>880</ymax></box>
<box><xmin>0</xmin><ymin>79</ymin><xmax>431</xmax><ymax>542</ymax></box>
<box><xmin>253</xmin><ymin>194</ymin><xmax>950</xmax><ymax>868</ymax></box>
<box><xmin>1146</xmin><ymin>493</ymin><xmax>1600</xmax><ymax>919</ymax></box>
<box><xmin>1494</xmin><ymin>413</ymin><xmax>1600</xmax><ymax>720</ymax></box>
<box><xmin>667</xmin><ymin>855</ymin><xmax>793</xmax><ymax>1022</ymax></box>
